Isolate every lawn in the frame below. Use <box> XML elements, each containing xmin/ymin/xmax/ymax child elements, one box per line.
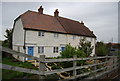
<box><xmin>2</xmin><ymin>57</ymin><xmax>38</xmax><ymax>69</ymax></box>
<box><xmin>2</xmin><ymin>57</ymin><xmax>38</xmax><ymax>79</ymax></box>
<box><xmin>2</xmin><ymin>57</ymin><xmax>60</xmax><ymax>80</ymax></box>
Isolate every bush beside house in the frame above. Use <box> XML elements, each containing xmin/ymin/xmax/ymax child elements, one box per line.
<box><xmin>95</xmin><ymin>42</ymin><xmax>109</xmax><ymax>56</ymax></box>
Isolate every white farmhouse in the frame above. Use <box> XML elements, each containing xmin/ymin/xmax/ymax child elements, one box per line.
<box><xmin>12</xmin><ymin>6</ymin><xmax>96</xmax><ymax>61</ymax></box>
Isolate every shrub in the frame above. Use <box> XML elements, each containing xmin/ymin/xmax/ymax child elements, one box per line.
<box><xmin>60</xmin><ymin>44</ymin><xmax>86</xmax><ymax>58</ymax></box>
<box><xmin>60</xmin><ymin>44</ymin><xmax>76</xmax><ymax>58</ymax></box>
<box><xmin>96</xmin><ymin>42</ymin><xmax>109</xmax><ymax>56</ymax></box>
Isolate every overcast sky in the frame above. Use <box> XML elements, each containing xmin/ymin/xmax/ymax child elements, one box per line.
<box><xmin>0</xmin><ymin>2</ymin><xmax>119</xmax><ymax>43</ymax></box>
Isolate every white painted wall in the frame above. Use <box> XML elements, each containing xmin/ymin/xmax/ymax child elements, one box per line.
<box><xmin>25</xmin><ymin>30</ymin><xmax>96</xmax><ymax>57</ymax></box>
<box><xmin>12</xmin><ymin>18</ymin><xmax>25</xmax><ymax>61</ymax></box>
<box><xmin>12</xmin><ymin>18</ymin><xmax>24</xmax><ymax>46</ymax></box>
<box><xmin>25</xmin><ymin>30</ymin><xmax>67</xmax><ymax>57</ymax></box>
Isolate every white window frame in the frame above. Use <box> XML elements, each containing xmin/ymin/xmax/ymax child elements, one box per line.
<box><xmin>38</xmin><ymin>31</ymin><xmax>44</xmax><ymax>37</ymax></box>
<box><xmin>38</xmin><ymin>46</ymin><xmax>44</xmax><ymax>53</ymax></box>
<box><xmin>53</xmin><ymin>47</ymin><xmax>59</xmax><ymax>53</ymax></box>
<box><xmin>54</xmin><ymin>33</ymin><xmax>59</xmax><ymax>38</ymax></box>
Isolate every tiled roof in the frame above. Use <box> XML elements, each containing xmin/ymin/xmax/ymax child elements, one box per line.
<box><xmin>20</xmin><ymin>10</ymin><xmax>96</xmax><ymax>38</ymax></box>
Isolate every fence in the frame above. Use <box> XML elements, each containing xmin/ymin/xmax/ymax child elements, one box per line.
<box><xmin>0</xmin><ymin>46</ymin><xmax>120</xmax><ymax>80</ymax></box>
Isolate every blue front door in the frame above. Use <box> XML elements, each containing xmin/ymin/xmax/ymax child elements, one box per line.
<box><xmin>28</xmin><ymin>47</ymin><xmax>34</xmax><ymax>60</ymax></box>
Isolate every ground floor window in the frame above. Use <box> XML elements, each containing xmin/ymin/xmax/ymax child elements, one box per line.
<box><xmin>61</xmin><ymin>47</ymin><xmax>65</xmax><ymax>51</ymax></box>
<box><xmin>38</xmin><ymin>46</ymin><xmax>44</xmax><ymax>53</ymax></box>
<box><xmin>53</xmin><ymin>47</ymin><xmax>59</xmax><ymax>53</ymax></box>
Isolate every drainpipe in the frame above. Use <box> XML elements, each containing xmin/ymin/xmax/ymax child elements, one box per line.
<box><xmin>23</xmin><ymin>30</ymin><xmax>26</xmax><ymax>61</ymax></box>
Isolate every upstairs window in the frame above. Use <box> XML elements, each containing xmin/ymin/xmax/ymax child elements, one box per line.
<box><xmin>53</xmin><ymin>47</ymin><xmax>59</xmax><ymax>53</ymax></box>
<box><xmin>38</xmin><ymin>46</ymin><xmax>44</xmax><ymax>53</ymax></box>
<box><xmin>38</xmin><ymin>31</ymin><xmax>44</xmax><ymax>37</ymax></box>
<box><xmin>54</xmin><ymin>33</ymin><xmax>59</xmax><ymax>38</ymax></box>
<box><xmin>91</xmin><ymin>38</ymin><xmax>92</xmax><ymax>42</ymax></box>
<box><xmin>81</xmin><ymin>37</ymin><xmax>83</xmax><ymax>39</ymax></box>
<box><xmin>73</xmin><ymin>36</ymin><xmax>76</xmax><ymax>40</ymax></box>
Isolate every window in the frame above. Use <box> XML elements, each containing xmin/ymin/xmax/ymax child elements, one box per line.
<box><xmin>38</xmin><ymin>46</ymin><xmax>44</xmax><ymax>53</ymax></box>
<box><xmin>54</xmin><ymin>33</ymin><xmax>59</xmax><ymax>38</ymax></box>
<box><xmin>73</xmin><ymin>36</ymin><xmax>76</xmax><ymax>40</ymax></box>
<box><xmin>53</xmin><ymin>47</ymin><xmax>59</xmax><ymax>53</ymax></box>
<box><xmin>61</xmin><ymin>47</ymin><xmax>65</xmax><ymax>51</ymax></box>
<box><xmin>17</xmin><ymin>46</ymin><xmax>20</xmax><ymax>59</ymax></box>
<box><xmin>91</xmin><ymin>38</ymin><xmax>92</xmax><ymax>42</ymax></box>
<box><xmin>83</xmin><ymin>37</ymin><xmax>86</xmax><ymax>40</ymax></box>
<box><xmin>81</xmin><ymin>37</ymin><xmax>83</xmax><ymax>39</ymax></box>
<box><xmin>17</xmin><ymin>46</ymin><xmax>20</xmax><ymax>52</ymax></box>
<box><xmin>38</xmin><ymin>31</ymin><xmax>44</xmax><ymax>36</ymax></box>
<box><xmin>79</xmin><ymin>37</ymin><xmax>81</xmax><ymax>40</ymax></box>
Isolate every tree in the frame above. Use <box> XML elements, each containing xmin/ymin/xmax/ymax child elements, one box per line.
<box><xmin>78</xmin><ymin>38</ymin><xmax>94</xmax><ymax>57</ymax></box>
<box><xmin>2</xmin><ymin>28</ymin><xmax>13</xmax><ymax>49</ymax></box>
<box><xmin>96</xmin><ymin>42</ymin><xmax>109</xmax><ymax>56</ymax></box>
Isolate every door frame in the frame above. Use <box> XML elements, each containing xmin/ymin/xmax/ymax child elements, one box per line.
<box><xmin>28</xmin><ymin>46</ymin><xmax>34</xmax><ymax>60</ymax></box>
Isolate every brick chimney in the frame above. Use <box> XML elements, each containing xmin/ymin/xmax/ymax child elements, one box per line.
<box><xmin>81</xmin><ymin>21</ymin><xmax>84</xmax><ymax>25</ymax></box>
<box><xmin>38</xmin><ymin>6</ymin><xmax>43</xmax><ymax>14</ymax></box>
<box><xmin>54</xmin><ymin>9</ymin><xmax>59</xmax><ymax>17</ymax></box>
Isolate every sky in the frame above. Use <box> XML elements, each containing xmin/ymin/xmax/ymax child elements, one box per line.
<box><xmin>0</xmin><ymin>1</ymin><xmax>119</xmax><ymax>43</ymax></box>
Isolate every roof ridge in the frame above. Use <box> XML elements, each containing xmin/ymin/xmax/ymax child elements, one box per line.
<box><xmin>58</xmin><ymin>16</ymin><xmax>80</xmax><ymax>23</ymax></box>
<box><xmin>23</xmin><ymin>10</ymin><xmax>80</xmax><ymax>23</ymax></box>
<box><xmin>26</xmin><ymin>10</ymin><xmax>54</xmax><ymax>17</ymax></box>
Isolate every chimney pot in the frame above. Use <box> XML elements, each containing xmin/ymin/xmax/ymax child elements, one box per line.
<box><xmin>38</xmin><ymin>6</ymin><xmax>43</xmax><ymax>14</ymax></box>
<box><xmin>54</xmin><ymin>9</ymin><xmax>59</xmax><ymax>17</ymax></box>
<box><xmin>81</xmin><ymin>21</ymin><xmax>84</xmax><ymax>24</ymax></box>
